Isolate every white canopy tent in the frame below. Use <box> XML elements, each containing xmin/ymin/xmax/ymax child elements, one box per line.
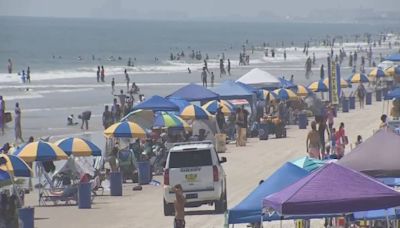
<box><xmin>236</xmin><ymin>68</ymin><xmax>280</xmax><ymax>88</ymax></box>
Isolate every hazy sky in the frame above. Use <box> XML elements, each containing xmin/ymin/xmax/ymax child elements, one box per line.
<box><xmin>0</xmin><ymin>0</ymin><xmax>399</xmax><ymax>20</ymax></box>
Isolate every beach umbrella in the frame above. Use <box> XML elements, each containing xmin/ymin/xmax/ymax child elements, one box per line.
<box><xmin>180</xmin><ymin>104</ymin><xmax>212</xmax><ymax>120</ymax></box>
<box><xmin>0</xmin><ymin>169</ymin><xmax>10</xmax><ymax>181</ymax></box>
<box><xmin>14</xmin><ymin>141</ymin><xmax>68</xmax><ymax>163</ymax></box>
<box><xmin>202</xmin><ymin>100</ymin><xmax>235</xmax><ymax>115</ymax></box>
<box><xmin>55</xmin><ymin>137</ymin><xmax>102</xmax><ymax>157</ymax></box>
<box><xmin>273</xmin><ymin>88</ymin><xmax>298</xmax><ymax>101</ymax></box>
<box><xmin>385</xmin><ymin>66</ymin><xmax>396</xmax><ymax>77</ymax></box>
<box><xmin>120</xmin><ymin>109</ymin><xmax>154</xmax><ymax>130</ymax></box>
<box><xmin>0</xmin><ymin>154</ymin><xmax>32</xmax><ymax>177</ymax></box>
<box><xmin>396</xmin><ymin>66</ymin><xmax>400</xmax><ymax>76</ymax></box>
<box><xmin>262</xmin><ymin>90</ymin><xmax>278</xmax><ymax>101</ymax></box>
<box><xmin>368</xmin><ymin>68</ymin><xmax>387</xmax><ymax>78</ymax></box>
<box><xmin>290</xmin><ymin>156</ymin><xmax>326</xmax><ymax>172</ymax></box>
<box><xmin>292</xmin><ymin>85</ymin><xmax>313</xmax><ymax>96</ymax></box>
<box><xmin>104</xmin><ymin>121</ymin><xmax>147</xmax><ymax>138</ymax></box>
<box><xmin>322</xmin><ymin>78</ymin><xmax>349</xmax><ymax>88</ymax></box>
<box><xmin>385</xmin><ymin>87</ymin><xmax>400</xmax><ymax>100</ymax></box>
<box><xmin>278</xmin><ymin>77</ymin><xmax>296</xmax><ymax>88</ymax></box>
<box><xmin>308</xmin><ymin>80</ymin><xmax>329</xmax><ymax>92</ymax></box>
<box><xmin>154</xmin><ymin>112</ymin><xmax>190</xmax><ymax>130</ymax></box>
<box><xmin>347</xmin><ymin>73</ymin><xmax>370</xmax><ymax>83</ymax></box>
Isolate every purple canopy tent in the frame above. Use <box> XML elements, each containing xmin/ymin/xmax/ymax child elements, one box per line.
<box><xmin>337</xmin><ymin>129</ymin><xmax>400</xmax><ymax>177</ymax></box>
<box><xmin>263</xmin><ymin>163</ymin><xmax>400</xmax><ymax>215</ymax></box>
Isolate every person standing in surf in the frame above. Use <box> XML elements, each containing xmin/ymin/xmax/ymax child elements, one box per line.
<box><xmin>96</xmin><ymin>66</ymin><xmax>100</xmax><ymax>82</ymax></box>
<box><xmin>26</xmin><ymin>67</ymin><xmax>31</xmax><ymax>83</ymax></box>
<box><xmin>111</xmin><ymin>78</ymin><xmax>115</xmax><ymax>94</ymax></box>
<box><xmin>7</xmin><ymin>59</ymin><xmax>12</xmax><ymax>74</ymax></box>
<box><xmin>201</xmin><ymin>67</ymin><xmax>208</xmax><ymax>87</ymax></box>
<box><xmin>227</xmin><ymin>59</ymin><xmax>231</xmax><ymax>76</ymax></box>
<box><xmin>124</xmin><ymin>69</ymin><xmax>130</xmax><ymax>92</ymax></box>
<box><xmin>101</xmin><ymin>66</ymin><xmax>105</xmax><ymax>82</ymax></box>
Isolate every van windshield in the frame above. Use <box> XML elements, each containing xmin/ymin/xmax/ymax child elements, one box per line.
<box><xmin>169</xmin><ymin>150</ymin><xmax>212</xmax><ymax>168</ymax></box>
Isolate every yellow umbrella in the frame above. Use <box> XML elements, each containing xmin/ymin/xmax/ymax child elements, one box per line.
<box><xmin>385</xmin><ymin>66</ymin><xmax>396</xmax><ymax>77</ymax></box>
<box><xmin>262</xmin><ymin>90</ymin><xmax>278</xmax><ymax>101</ymax></box>
<box><xmin>368</xmin><ymin>68</ymin><xmax>387</xmax><ymax>78</ymax></box>
<box><xmin>180</xmin><ymin>104</ymin><xmax>212</xmax><ymax>120</ymax></box>
<box><xmin>104</xmin><ymin>121</ymin><xmax>147</xmax><ymax>138</ymax></box>
<box><xmin>14</xmin><ymin>141</ymin><xmax>68</xmax><ymax>163</ymax></box>
<box><xmin>273</xmin><ymin>88</ymin><xmax>298</xmax><ymax>100</ymax></box>
<box><xmin>0</xmin><ymin>154</ymin><xmax>33</xmax><ymax>177</ymax></box>
<box><xmin>202</xmin><ymin>100</ymin><xmax>235</xmax><ymax>116</ymax></box>
<box><xmin>293</xmin><ymin>85</ymin><xmax>313</xmax><ymax>96</ymax></box>
<box><xmin>323</xmin><ymin>78</ymin><xmax>349</xmax><ymax>88</ymax></box>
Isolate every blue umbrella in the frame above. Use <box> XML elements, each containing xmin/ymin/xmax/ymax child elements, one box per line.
<box><xmin>0</xmin><ymin>169</ymin><xmax>10</xmax><ymax>181</ymax></box>
<box><xmin>308</xmin><ymin>80</ymin><xmax>329</xmax><ymax>92</ymax></box>
<box><xmin>385</xmin><ymin>87</ymin><xmax>400</xmax><ymax>100</ymax></box>
<box><xmin>0</xmin><ymin>154</ymin><xmax>32</xmax><ymax>177</ymax></box>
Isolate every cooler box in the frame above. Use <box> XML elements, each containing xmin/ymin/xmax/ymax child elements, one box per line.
<box><xmin>78</xmin><ymin>182</ymin><xmax>91</xmax><ymax>209</ymax></box>
<box><xmin>18</xmin><ymin>207</ymin><xmax>34</xmax><ymax>228</ymax></box>
<box><xmin>342</xmin><ymin>98</ymin><xmax>349</xmax><ymax>113</ymax></box>
<box><xmin>258</xmin><ymin>123</ymin><xmax>268</xmax><ymax>140</ymax></box>
<box><xmin>110</xmin><ymin>172</ymin><xmax>123</xmax><ymax>196</ymax></box>
<box><xmin>349</xmin><ymin>97</ymin><xmax>355</xmax><ymax>109</ymax></box>
<box><xmin>215</xmin><ymin>133</ymin><xmax>227</xmax><ymax>153</ymax></box>
<box><xmin>298</xmin><ymin>113</ymin><xmax>308</xmax><ymax>129</ymax></box>
<box><xmin>366</xmin><ymin>92</ymin><xmax>372</xmax><ymax>105</ymax></box>
<box><xmin>376</xmin><ymin>90</ymin><xmax>382</xmax><ymax>101</ymax></box>
<box><xmin>138</xmin><ymin>161</ymin><xmax>151</xmax><ymax>185</ymax></box>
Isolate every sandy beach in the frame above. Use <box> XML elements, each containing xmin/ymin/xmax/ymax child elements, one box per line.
<box><xmin>0</xmin><ymin>31</ymin><xmax>398</xmax><ymax>228</ymax></box>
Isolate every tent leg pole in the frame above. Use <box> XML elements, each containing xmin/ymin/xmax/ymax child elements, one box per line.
<box><xmin>386</xmin><ymin>209</ymin><xmax>390</xmax><ymax>228</ymax></box>
<box><xmin>280</xmin><ymin>220</ymin><xmax>282</xmax><ymax>228</ymax></box>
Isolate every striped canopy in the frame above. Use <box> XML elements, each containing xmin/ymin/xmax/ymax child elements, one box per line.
<box><xmin>154</xmin><ymin>112</ymin><xmax>190</xmax><ymax>130</ymax></box>
<box><xmin>292</xmin><ymin>85</ymin><xmax>313</xmax><ymax>96</ymax></box>
<box><xmin>273</xmin><ymin>88</ymin><xmax>298</xmax><ymax>101</ymax></box>
<box><xmin>369</xmin><ymin>68</ymin><xmax>387</xmax><ymax>78</ymax></box>
<box><xmin>0</xmin><ymin>169</ymin><xmax>10</xmax><ymax>181</ymax></box>
<box><xmin>202</xmin><ymin>100</ymin><xmax>235</xmax><ymax>116</ymax></box>
<box><xmin>14</xmin><ymin>141</ymin><xmax>68</xmax><ymax>163</ymax></box>
<box><xmin>180</xmin><ymin>104</ymin><xmax>212</xmax><ymax>120</ymax></box>
<box><xmin>308</xmin><ymin>80</ymin><xmax>329</xmax><ymax>92</ymax></box>
<box><xmin>323</xmin><ymin>78</ymin><xmax>349</xmax><ymax>88</ymax></box>
<box><xmin>385</xmin><ymin>66</ymin><xmax>396</xmax><ymax>77</ymax></box>
<box><xmin>104</xmin><ymin>121</ymin><xmax>147</xmax><ymax>138</ymax></box>
<box><xmin>347</xmin><ymin>73</ymin><xmax>370</xmax><ymax>83</ymax></box>
<box><xmin>0</xmin><ymin>154</ymin><xmax>33</xmax><ymax>177</ymax></box>
<box><xmin>262</xmin><ymin>90</ymin><xmax>278</xmax><ymax>101</ymax></box>
<box><xmin>55</xmin><ymin>137</ymin><xmax>102</xmax><ymax>157</ymax></box>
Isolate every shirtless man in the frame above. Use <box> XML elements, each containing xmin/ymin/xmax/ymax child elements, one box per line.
<box><xmin>306</xmin><ymin>121</ymin><xmax>321</xmax><ymax>159</ymax></box>
<box><xmin>173</xmin><ymin>184</ymin><xmax>185</xmax><ymax>228</ymax></box>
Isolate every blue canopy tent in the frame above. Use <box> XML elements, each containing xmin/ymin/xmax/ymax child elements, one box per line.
<box><xmin>353</xmin><ymin>208</ymin><xmax>399</xmax><ymax>221</ymax></box>
<box><xmin>278</xmin><ymin>77</ymin><xmax>296</xmax><ymax>89</ymax></box>
<box><xmin>228</xmin><ymin>162</ymin><xmax>309</xmax><ymax>224</ymax></box>
<box><xmin>132</xmin><ymin>95</ymin><xmax>179</xmax><ymax>112</ymax></box>
<box><xmin>166</xmin><ymin>83</ymin><xmax>219</xmax><ymax>102</ymax></box>
<box><xmin>385</xmin><ymin>53</ymin><xmax>400</xmax><ymax>62</ymax></box>
<box><xmin>212</xmin><ymin>80</ymin><xmax>255</xmax><ymax>109</ymax></box>
<box><xmin>167</xmin><ymin>97</ymin><xmax>190</xmax><ymax>113</ymax></box>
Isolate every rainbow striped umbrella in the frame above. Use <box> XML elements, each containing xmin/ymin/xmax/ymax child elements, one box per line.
<box><xmin>347</xmin><ymin>73</ymin><xmax>370</xmax><ymax>83</ymax></box>
<box><xmin>180</xmin><ymin>104</ymin><xmax>212</xmax><ymax>120</ymax></box>
<box><xmin>273</xmin><ymin>88</ymin><xmax>298</xmax><ymax>100</ymax></box>
<box><xmin>308</xmin><ymin>80</ymin><xmax>329</xmax><ymax>92</ymax></box>
<box><xmin>202</xmin><ymin>100</ymin><xmax>235</xmax><ymax>115</ymax></box>
<box><xmin>104</xmin><ymin>121</ymin><xmax>147</xmax><ymax>138</ymax></box>
<box><xmin>385</xmin><ymin>66</ymin><xmax>396</xmax><ymax>77</ymax></box>
<box><xmin>154</xmin><ymin>112</ymin><xmax>190</xmax><ymax>130</ymax></box>
<box><xmin>292</xmin><ymin>85</ymin><xmax>313</xmax><ymax>96</ymax></box>
<box><xmin>55</xmin><ymin>137</ymin><xmax>102</xmax><ymax>157</ymax></box>
<box><xmin>0</xmin><ymin>154</ymin><xmax>33</xmax><ymax>177</ymax></box>
<box><xmin>14</xmin><ymin>141</ymin><xmax>68</xmax><ymax>163</ymax></box>
<box><xmin>262</xmin><ymin>90</ymin><xmax>278</xmax><ymax>101</ymax></box>
<box><xmin>368</xmin><ymin>68</ymin><xmax>387</xmax><ymax>78</ymax></box>
<box><xmin>323</xmin><ymin>78</ymin><xmax>349</xmax><ymax>88</ymax></box>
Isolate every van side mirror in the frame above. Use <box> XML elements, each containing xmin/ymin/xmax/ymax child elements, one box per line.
<box><xmin>220</xmin><ymin>157</ymin><xmax>227</xmax><ymax>164</ymax></box>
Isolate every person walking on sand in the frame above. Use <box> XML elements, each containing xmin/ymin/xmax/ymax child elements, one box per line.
<box><xmin>124</xmin><ymin>69</ymin><xmax>130</xmax><ymax>92</ymax></box>
<box><xmin>201</xmin><ymin>67</ymin><xmax>207</xmax><ymax>87</ymax></box>
<box><xmin>320</xmin><ymin>64</ymin><xmax>324</xmax><ymax>80</ymax></box>
<box><xmin>306</xmin><ymin>121</ymin><xmax>320</xmax><ymax>159</ymax></box>
<box><xmin>172</xmin><ymin>184</ymin><xmax>186</xmax><ymax>228</ymax></box>
<box><xmin>210</xmin><ymin>72</ymin><xmax>215</xmax><ymax>87</ymax></box>
<box><xmin>356</xmin><ymin>82</ymin><xmax>365</xmax><ymax>109</ymax></box>
<box><xmin>335</xmin><ymin>122</ymin><xmax>347</xmax><ymax>159</ymax></box>
<box><xmin>14</xmin><ymin>102</ymin><xmax>24</xmax><ymax>143</ymax></box>
<box><xmin>102</xmin><ymin>105</ymin><xmax>113</xmax><ymax>129</ymax></box>
<box><xmin>96</xmin><ymin>66</ymin><xmax>100</xmax><ymax>82</ymax></box>
<box><xmin>101</xmin><ymin>66</ymin><xmax>105</xmax><ymax>82</ymax></box>
<box><xmin>111</xmin><ymin>78</ymin><xmax>115</xmax><ymax>94</ymax></box>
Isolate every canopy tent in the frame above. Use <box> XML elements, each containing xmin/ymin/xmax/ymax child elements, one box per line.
<box><xmin>337</xmin><ymin>129</ymin><xmax>400</xmax><ymax>177</ymax></box>
<box><xmin>263</xmin><ymin>163</ymin><xmax>400</xmax><ymax>215</ymax></box>
<box><xmin>353</xmin><ymin>208</ymin><xmax>399</xmax><ymax>221</ymax></box>
<box><xmin>212</xmin><ymin>80</ymin><xmax>255</xmax><ymax>107</ymax></box>
<box><xmin>386</xmin><ymin>53</ymin><xmax>400</xmax><ymax>62</ymax></box>
<box><xmin>167</xmin><ymin>97</ymin><xmax>190</xmax><ymax>113</ymax></box>
<box><xmin>166</xmin><ymin>83</ymin><xmax>219</xmax><ymax>102</ymax></box>
<box><xmin>132</xmin><ymin>95</ymin><xmax>179</xmax><ymax>112</ymax></box>
<box><xmin>121</xmin><ymin>109</ymin><xmax>154</xmax><ymax>130</ymax></box>
<box><xmin>228</xmin><ymin>162</ymin><xmax>309</xmax><ymax>224</ymax></box>
<box><xmin>236</xmin><ymin>68</ymin><xmax>280</xmax><ymax>88</ymax></box>
<box><xmin>384</xmin><ymin>87</ymin><xmax>400</xmax><ymax>100</ymax></box>
<box><xmin>236</xmin><ymin>81</ymin><xmax>258</xmax><ymax>93</ymax></box>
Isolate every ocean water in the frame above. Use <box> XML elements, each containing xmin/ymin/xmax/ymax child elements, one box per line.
<box><xmin>0</xmin><ymin>16</ymin><xmax>399</xmax><ymax>81</ymax></box>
